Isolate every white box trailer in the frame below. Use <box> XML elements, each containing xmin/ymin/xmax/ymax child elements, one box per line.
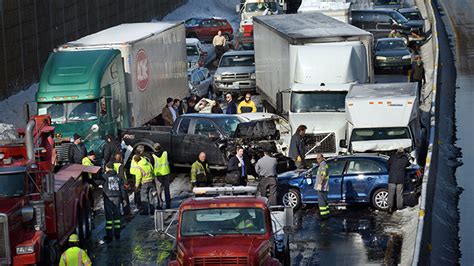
<box><xmin>345</xmin><ymin>82</ymin><xmax>421</xmax><ymax>157</ymax></box>
<box><xmin>60</xmin><ymin>23</ymin><xmax>188</xmax><ymax>127</ymax></box>
<box><xmin>253</xmin><ymin>12</ymin><xmax>373</xmax><ymax>157</ymax></box>
<box><xmin>297</xmin><ymin>0</ymin><xmax>352</xmax><ymax>23</ymax></box>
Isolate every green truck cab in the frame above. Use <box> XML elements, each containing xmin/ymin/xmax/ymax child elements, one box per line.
<box><xmin>37</xmin><ymin>49</ymin><xmax>128</xmax><ymax>162</ymax></box>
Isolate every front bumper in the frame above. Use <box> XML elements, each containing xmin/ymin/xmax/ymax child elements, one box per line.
<box><xmin>213</xmin><ymin>79</ymin><xmax>256</xmax><ymax>92</ymax></box>
<box><xmin>376</xmin><ymin>58</ymin><xmax>412</xmax><ymax>68</ymax></box>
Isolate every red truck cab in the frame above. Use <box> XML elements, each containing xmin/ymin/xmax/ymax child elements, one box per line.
<box><xmin>0</xmin><ymin>116</ymin><xmax>99</xmax><ymax>265</ymax></box>
<box><xmin>156</xmin><ymin>187</ymin><xmax>292</xmax><ymax>266</ymax></box>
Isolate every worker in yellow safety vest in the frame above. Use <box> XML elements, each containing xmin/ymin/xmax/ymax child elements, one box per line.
<box><xmin>129</xmin><ymin>146</ymin><xmax>146</xmax><ymax>210</ymax></box>
<box><xmin>132</xmin><ymin>153</ymin><xmax>155</xmax><ymax>215</ymax></box>
<box><xmin>81</xmin><ymin>151</ymin><xmax>96</xmax><ymax>180</ymax></box>
<box><xmin>59</xmin><ymin>234</ymin><xmax>91</xmax><ymax>266</ymax></box>
<box><xmin>113</xmin><ymin>152</ymin><xmax>131</xmax><ymax>216</ymax></box>
<box><xmin>152</xmin><ymin>143</ymin><xmax>171</xmax><ymax>209</ymax></box>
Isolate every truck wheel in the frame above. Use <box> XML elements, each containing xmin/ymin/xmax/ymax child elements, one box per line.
<box><xmin>83</xmin><ymin>200</ymin><xmax>92</xmax><ymax>239</ymax></box>
<box><xmin>372</xmin><ymin>188</ymin><xmax>389</xmax><ymax>211</ymax></box>
<box><xmin>41</xmin><ymin>239</ymin><xmax>57</xmax><ymax>264</ymax></box>
<box><xmin>282</xmin><ymin>188</ymin><xmax>301</xmax><ymax>210</ymax></box>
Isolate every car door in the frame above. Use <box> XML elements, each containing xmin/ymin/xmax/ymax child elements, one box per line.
<box><xmin>190</xmin><ymin>72</ymin><xmax>203</xmax><ymax>96</ymax></box>
<box><xmin>376</xmin><ymin>13</ymin><xmax>394</xmax><ymax>35</ymax></box>
<box><xmin>171</xmin><ymin>118</ymin><xmax>192</xmax><ymax>164</ymax></box>
<box><xmin>342</xmin><ymin>158</ymin><xmax>387</xmax><ymax>203</ymax></box>
<box><xmin>189</xmin><ymin>118</ymin><xmax>224</xmax><ymax>165</ymax></box>
<box><xmin>197</xmin><ymin>70</ymin><xmax>211</xmax><ymax>96</ymax></box>
<box><xmin>200</xmin><ymin>19</ymin><xmax>213</xmax><ymax>41</ymax></box>
<box><xmin>299</xmin><ymin>159</ymin><xmax>346</xmax><ymax>203</ymax></box>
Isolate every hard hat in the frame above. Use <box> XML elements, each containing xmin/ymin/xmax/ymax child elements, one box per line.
<box><xmin>69</xmin><ymin>234</ymin><xmax>80</xmax><ymax>242</ymax></box>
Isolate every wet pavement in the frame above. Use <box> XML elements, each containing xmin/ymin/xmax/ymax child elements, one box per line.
<box><xmin>439</xmin><ymin>0</ymin><xmax>474</xmax><ymax>264</ymax></box>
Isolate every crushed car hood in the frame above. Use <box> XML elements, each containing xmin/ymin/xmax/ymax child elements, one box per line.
<box><xmin>234</xmin><ymin>119</ymin><xmax>279</xmax><ymax>141</ymax></box>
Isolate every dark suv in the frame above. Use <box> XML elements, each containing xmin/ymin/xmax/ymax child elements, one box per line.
<box><xmin>351</xmin><ymin>9</ymin><xmax>424</xmax><ymax>41</ymax></box>
<box><xmin>185</xmin><ymin>17</ymin><xmax>234</xmax><ymax>42</ymax></box>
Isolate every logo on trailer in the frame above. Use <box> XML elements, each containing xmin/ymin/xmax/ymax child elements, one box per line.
<box><xmin>136</xmin><ymin>49</ymin><xmax>150</xmax><ymax>92</ymax></box>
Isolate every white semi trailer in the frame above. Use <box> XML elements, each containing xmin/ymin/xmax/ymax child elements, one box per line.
<box><xmin>253</xmin><ymin>12</ymin><xmax>373</xmax><ymax>157</ymax></box>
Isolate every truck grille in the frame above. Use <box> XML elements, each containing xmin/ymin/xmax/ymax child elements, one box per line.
<box><xmin>221</xmin><ymin>73</ymin><xmax>251</xmax><ymax>81</ymax></box>
<box><xmin>193</xmin><ymin>256</ymin><xmax>248</xmax><ymax>265</ymax></box>
<box><xmin>0</xmin><ymin>213</ymin><xmax>11</xmax><ymax>265</ymax></box>
<box><xmin>305</xmin><ymin>133</ymin><xmax>337</xmax><ymax>155</ymax></box>
<box><xmin>56</xmin><ymin>142</ymin><xmax>72</xmax><ymax>163</ymax></box>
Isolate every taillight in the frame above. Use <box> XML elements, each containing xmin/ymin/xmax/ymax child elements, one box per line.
<box><xmin>416</xmin><ymin>169</ymin><xmax>422</xmax><ymax>178</ymax></box>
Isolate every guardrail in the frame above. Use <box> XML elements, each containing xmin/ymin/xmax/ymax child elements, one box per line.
<box><xmin>412</xmin><ymin>0</ymin><xmax>441</xmax><ymax>264</ymax></box>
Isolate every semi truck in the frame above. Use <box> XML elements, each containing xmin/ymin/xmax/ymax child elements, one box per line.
<box><xmin>155</xmin><ymin>186</ymin><xmax>293</xmax><ymax>265</ymax></box>
<box><xmin>0</xmin><ymin>115</ymin><xmax>99</xmax><ymax>265</ymax></box>
<box><xmin>253</xmin><ymin>12</ymin><xmax>374</xmax><ymax>158</ymax></box>
<box><xmin>297</xmin><ymin>0</ymin><xmax>352</xmax><ymax>23</ymax></box>
<box><xmin>36</xmin><ymin>22</ymin><xmax>188</xmax><ymax>163</ymax></box>
<box><xmin>237</xmin><ymin>0</ymin><xmax>282</xmax><ymax>34</ymax></box>
<box><xmin>343</xmin><ymin>82</ymin><xmax>421</xmax><ymax>159</ymax></box>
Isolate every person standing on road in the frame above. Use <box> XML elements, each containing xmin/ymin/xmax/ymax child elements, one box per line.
<box><xmin>387</xmin><ymin>147</ymin><xmax>411</xmax><ymax>213</ymax></box>
<box><xmin>410</xmin><ymin>55</ymin><xmax>426</xmax><ymax>100</ymax></box>
<box><xmin>129</xmin><ymin>146</ymin><xmax>146</xmax><ymax>210</ymax></box>
<box><xmin>227</xmin><ymin>146</ymin><xmax>249</xmax><ymax>186</ymax></box>
<box><xmin>388</xmin><ymin>25</ymin><xmax>401</xmax><ymax>38</ymax></box>
<box><xmin>191</xmin><ymin>152</ymin><xmax>212</xmax><ymax>187</ymax></box>
<box><xmin>68</xmin><ymin>133</ymin><xmax>87</xmax><ymax>164</ymax></box>
<box><xmin>237</xmin><ymin>93</ymin><xmax>257</xmax><ymax>113</ymax></box>
<box><xmin>255</xmin><ymin>149</ymin><xmax>278</xmax><ymax>205</ymax></box>
<box><xmin>132</xmin><ymin>154</ymin><xmax>155</xmax><ymax>215</ymax></box>
<box><xmin>152</xmin><ymin>143</ymin><xmax>172</xmax><ymax>209</ymax></box>
<box><xmin>162</xmin><ymin>97</ymin><xmax>176</xmax><ymax>126</ymax></box>
<box><xmin>59</xmin><ymin>234</ymin><xmax>92</xmax><ymax>266</ymax></box>
<box><xmin>102</xmin><ymin>134</ymin><xmax>120</xmax><ymax>165</ymax></box>
<box><xmin>213</xmin><ymin>30</ymin><xmax>226</xmax><ymax>63</ymax></box>
<box><xmin>314</xmin><ymin>154</ymin><xmax>330</xmax><ymax>219</ymax></box>
<box><xmin>96</xmin><ymin>162</ymin><xmax>127</xmax><ymax>242</ymax></box>
<box><xmin>225</xmin><ymin>93</ymin><xmax>237</xmax><ymax>114</ymax></box>
<box><xmin>289</xmin><ymin>125</ymin><xmax>307</xmax><ymax>169</ymax></box>
<box><xmin>113</xmin><ymin>153</ymin><xmax>131</xmax><ymax>216</ymax></box>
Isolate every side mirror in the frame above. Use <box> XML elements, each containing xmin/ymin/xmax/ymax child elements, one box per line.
<box><xmin>155</xmin><ymin>210</ymin><xmax>165</xmax><ymax>232</ymax></box>
<box><xmin>283</xmin><ymin>206</ymin><xmax>294</xmax><ymax>230</ymax></box>
<box><xmin>21</xmin><ymin>205</ymin><xmax>34</xmax><ymax>223</ymax></box>
<box><xmin>339</xmin><ymin>139</ymin><xmax>347</xmax><ymax>148</ymax></box>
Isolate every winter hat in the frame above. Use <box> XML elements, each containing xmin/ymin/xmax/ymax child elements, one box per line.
<box><xmin>73</xmin><ymin>133</ymin><xmax>81</xmax><ymax>141</ymax></box>
<box><xmin>167</xmin><ymin>97</ymin><xmax>173</xmax><ymax>104</ymax></box>
<box><xmin>87</xmin><ymin>150</ymin><xmax>96</xmax><ymax>156</ymax></box>
<box><xmin>106</xmin><ymin>162</ymin><xmax>114</xmax><ymax>170</ymax></box>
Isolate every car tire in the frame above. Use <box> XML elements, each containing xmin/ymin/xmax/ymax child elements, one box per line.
<box><xmin>371</xmin><ymin>188</ymin><xmax>389</xmax><ymax>211</ymax></box>
<box><xmin>282</xmin><ymin>188</ymin><xmax>301</xmax><ymax>210</ymax></box>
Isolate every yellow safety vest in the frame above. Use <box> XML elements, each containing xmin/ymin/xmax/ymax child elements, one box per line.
<box><xmin>113</xmin><ymin>162</ymin><xmax>128</xmax><ymax>181</ymax></box>
<box><xmin>152</xmin><ymin>152</ymin><xmax>170</xmax><ymax>176</ymax></box>
<box><xmin>133</xmin><ymin>158</ymin><xmax>154</xmax><ymax>185</ymax></box>
<box><xmin>59</xmin><ymin>246</ymin><xmax>92</xmax><ymax>266</ymax></box>
<box><xmin>82</xmin><ymin>157</ymin><xmax>94</xmax><ymax>178</ymax></box>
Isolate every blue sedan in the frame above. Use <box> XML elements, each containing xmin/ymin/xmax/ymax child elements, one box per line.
<box><xmin>277</xmin><ymin>154</ymin><xmax>421</xmax><ymax>211</ymax></box>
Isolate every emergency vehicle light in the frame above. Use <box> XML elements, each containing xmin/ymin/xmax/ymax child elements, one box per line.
<box><xmin>193</xmin><ymin>186</ymin><xmax>257</xmax><ymax>195</ymax></box>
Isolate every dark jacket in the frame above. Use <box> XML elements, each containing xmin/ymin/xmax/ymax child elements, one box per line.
<box><xmin>226</xmin><ymin>101</ymin><xmax>237</xmax><ymax>114</ymax></box>
<box><xmin>102</xmin><ymin>139</ymin><xmax>120</xmax><ymax>164</ymax></box>
<box><xmin>288</xmin><ymin>133</ymin><xmax>306</xmax><ymax>161</ymax></box>
<box><xmin>410</xmin><ymin>63</ymin><xmax>426</xmax><ymax>83</ymax></box>
<box><xmin>97</xmin><ymin>170</ymin><xmax>127</xmax><ymax>200</ymax></box>
<box><xmin>387</xmin><ymin>153</ymin><xmax>411</xmax><ymax>184</ymax></box>
<box><xmin>211</xmin><ymin>104</ymin><xmax>223</xmax><ymax>113</ymax></box>
<box><xmin>227</xmin><ymin>155</ymin><xmax>249</xmax><ymax>178</ymax></box>
<box><xmin>68</xmin><ymin>143</ymin><xmax>87</xmax><ymax>164</ymax></box>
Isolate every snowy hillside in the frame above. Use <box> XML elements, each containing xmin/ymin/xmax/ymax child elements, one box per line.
<box><xmin>0</xmin><ymin>83</ymin><xmax>37</xmax><ymax>129</ymax></box>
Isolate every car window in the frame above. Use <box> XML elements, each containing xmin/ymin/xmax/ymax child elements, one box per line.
<box><xmin>345</xmin><ymin>159</ymin><xmax>384</xmax><ymax>174</ymax></box>
<box><xmin>197</xmin><ymin>71</ymin><xmax>205</xmax><ymax>81</ymax></box>
<box><xmin>191</xmin><ymin>73</ymin><xmax>200</xmax><ymax>83</ymax></box>
<box><xmin>211</xmin><ymin>20</ymin><xmax>221</xmax><ymax>27</ymax></box>
<box><xmin>185</xmin><ymin>18</ymin><xmax>199</xmax><ymax>26</ymax></box>
<box><xmin>327</xmin><ymin>159</ymin><xmax>346</xmax><ymax>176</ymax></box>
<box><xmin>177</xmin><ymin>118</ymin><xmax>191</xmax><ymax>134</ymax></box>
<box><xmin>377</xmin><ymin>14</ymin><xmax>392</xmax><ymax>23</ymax></box>
<box><xmin>194</xmin><ymin>119</ymin><xmax>218</xmax><ymax>136</ymax></box>
<box><xmin>201</xmin><ymin>20</ymin><xmax>212</xmax><ymax>27</ymax></box>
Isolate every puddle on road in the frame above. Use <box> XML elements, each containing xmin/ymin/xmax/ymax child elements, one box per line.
<box><xmin>291</xmin><ymin>207</ymin><xmax>403</xmax><ymax>265</ymax></box>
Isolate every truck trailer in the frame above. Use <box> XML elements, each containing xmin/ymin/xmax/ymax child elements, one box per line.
<box><xmin>36</xmin><ymin>22</ymin><xmax>187</xmax><ymax>163</ymax></box>
<box><xmin>297</xmin><ymin>0</ymin><xmax>352</xmax><ymax>23</ymax></box>
<box><xmin>343</xmin><ymin>82</ymin><xmax>421</xmax><ymax>159</ymax></box>
<box><xmin>253</xmin><ymin>12</ymin><xmax>374</xmax><ymax>157</ymax></box>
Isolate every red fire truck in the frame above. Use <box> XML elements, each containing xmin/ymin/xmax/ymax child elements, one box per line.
<box><xmin>155</xmin><ymin>186</ymin><xmax>293</xmax><ymax>265</ymax></box>
<box><xmin>0</xmin><ymin>115</ymin><xmax>99</xmax><ymax>265</ymax></box>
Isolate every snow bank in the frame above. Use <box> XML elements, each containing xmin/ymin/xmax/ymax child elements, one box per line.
<box><xmin>0</xmin><ymin>83</ymin><xmax>38</xmax><ymax>128</ymax></box>
<box><xmin>162</xmin><ymin>0</ymin><xmax>241</xmax><ymax>31</ymax></box>
<box><xmin>0</xmin><ymin>123</ymin><xmax>17</xmax><ymax>140</ymax></box>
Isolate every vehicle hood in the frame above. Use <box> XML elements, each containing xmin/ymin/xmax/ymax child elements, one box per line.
<box><xmin>215</xmin><ymin>66</ymin><xmax>255</xmax><ymax>76</ymax></box>
<box><xmin>405</xmin><ymin>20</ymin><xmax>424</xmax><ymax>29</ymax></box>
<box><xmin>0</xmin><ymin>197</ymin><xmax>23</xmax><ymax>214</ymax></box>
<box><xmin>376</xmin><ymin>49</ymin><xmax>410</xmax><ymax>57</ymax></box>
<box><xmin>277</xmin><ymin>169</ymin><xmax>305</xmax><ymax>182</ymax></box>
<box><xmin>351</xmin><ymin>139</ymin><xmax>412</xmax><ymax>152</ymax></box>
<box><xmin>234</xmin><ymin>119</ymin><xmax>279</xmax><ymax>140</ymax></box>
<box><xmin>289</xmin><ymin>112</ymin><xmax>346</xmax><ymax>135</ymax></box>
<box><xmin>180</xmin><ymin>236</ymin><xmax>266</xmax><ymax>256</ymax></box>
<box><xmin>187</xmin><ymin>55</ymin><xmax>200</xmax><ymax>64</ymax></box>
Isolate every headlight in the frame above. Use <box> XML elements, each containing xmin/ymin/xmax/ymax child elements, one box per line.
<box><xmin>214</xmin><ymin>75</ymin><xmax>221</xmax><ymax>81</ymax></box>
<box><xmin>402</xmin><ymin>55</ymin><xmax>412</xmax><ymax>60</ymax></box>
<box><xmin>16</xmin><ymin>245</ymin><xmax>35</xmax><ymax>255</ymax></box>
<box><xmin>376</xmin><ymin>56</ymin><xmax>387</xmax><ymax>61</ymax></box>
<box><xmin>250</xmin><ymin>73</ymin><xmax>256</xmax><ymax>80</ymax></box>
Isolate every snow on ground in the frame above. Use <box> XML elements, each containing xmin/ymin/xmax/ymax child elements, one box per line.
<box><xmin>162</xmin><ymin>0</ymin><xmax>241</xmax><ymax>31</ymax></box>
<box><xmin>0</xmin><ymin>123</ymin><xmax>17</xmax><ymax>140</ymax></box>
<box><xmin>384</xmin><ymin>206</ymin><xmax>419</xmax><ymax>265</ymax></box>
<box><xmin>0</xmin><ymin>83</ymin><xmax>38</xmax><ymax>129</ymax></box>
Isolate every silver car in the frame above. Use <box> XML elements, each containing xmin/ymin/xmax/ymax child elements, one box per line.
<box><xmin>213</xmin><ymin>50</ymin><xmax>256</xmax><ymax>95</ymax></box>
<box><xmin>188</xmin><ymin>67</ymin><xmax>213</xmax><ymax>98</ymax></box>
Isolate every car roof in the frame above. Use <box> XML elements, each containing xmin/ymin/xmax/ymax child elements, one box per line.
<box><xmin>377</xmin><ymin>37</ymin><xmax>406</xmax><ymax>42</ymax></box>
<box><xmin>180</xmin><ymin>113</ymin><xmax>240</xmax><ymax>119</ymax></box>
<box><xmin>186</xmin><ymin>38</ymin><xmax>200</xmax><ymax>45</ymax></box>
<box><xmin>329</xmin><ymin>153</ymin><xmax>389</xmax><ymax>161</ymax></box>
<box><xmin>222</xmin><ymin>50</ymin><xmax>255</xmax><ymax>56</ymax></box>
<box><xmin>181</xmin><ymin>196</ymin><xmax>268</xmax><ymax>209</ymax></box>
<box><xmin>398</xmin><ymin>7</ymin><xmax>420</xmax><ymax>13</ymax></box>
<box><xmin>352</xmin><ymin>9</ymin><xmax>397</xmax><ymax>14</ymax></box>
<box><xmin>186</xmin><ymin>17</ymin><xmax>228</xmax><ymax>22</ymax></box>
